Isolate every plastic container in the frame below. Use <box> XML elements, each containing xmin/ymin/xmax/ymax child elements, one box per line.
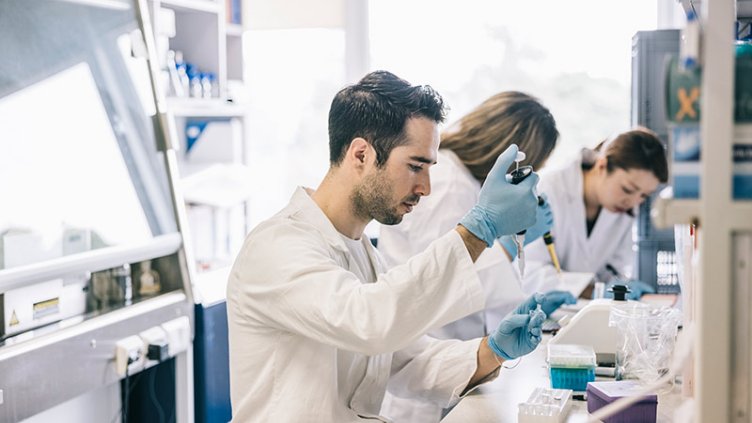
<box><xmin>609</xmin><ymin>302</ymin><xmax>681</xmax><ymax>383</ymax></box>
<box><xmin>547</xmin><ymin>344</ymin><xmax>596</xmax><ymax>392</ymax></box>
<box><xmin>549</xmin><ymin>367</ymin><xmax>595</xmax><ymax>392</ymax></box>
<box><xmin>586</xmin><ymin>380</ymin><xmax>657</xmax><ymax>423</ymax></box>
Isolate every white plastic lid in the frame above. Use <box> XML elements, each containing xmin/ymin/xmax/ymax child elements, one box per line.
<box><xmin>547</xmin><ymin>343</ymin><xmax>596</xmax><ymax>368</ymax></box>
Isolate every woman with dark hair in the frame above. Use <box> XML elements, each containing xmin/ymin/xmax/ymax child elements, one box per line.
<box><xmin>524</xmin><ymin>127</ymin><xmax>669</xmax><ymax>299</ymax></box>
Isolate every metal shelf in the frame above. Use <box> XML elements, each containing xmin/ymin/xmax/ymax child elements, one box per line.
<box><xmin>0</xmin><ymin>233</ymin><xmax>183</xmax><ymax>293</ymax></box>
<box><xmin>652</xmin><ymin>188</ymin><xmax>752</xmax><ymax>230</ymax></box>
<box><xmin>167</xmin><ymin>97</ymin><xmax>246</xmax><ymax>117</ymax></box>
<box><xmin>160</xmin><ymin>0</ymin><xmax>219</xmax><ymax>14</ymax></box>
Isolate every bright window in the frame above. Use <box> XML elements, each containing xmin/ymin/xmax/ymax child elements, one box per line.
<box><xmin>244</xmin><ymin>29</ymin><xmax>346</xmax><ymax>228</ymax></box>
<box><xmin>369</xmin><ymin>0</ymin><xmax>660</xmax><ymax>167</ymax></box>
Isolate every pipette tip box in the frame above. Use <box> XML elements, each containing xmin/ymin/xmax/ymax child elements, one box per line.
<box><xmin>518</xmin><ymin>387</ymin><xmax>572</xmax><ymax>423</ymax></box>
<box><xmin>547</xmin><ymin>344</ymin><xmax>596</xmax><ymax>392</ymax></box>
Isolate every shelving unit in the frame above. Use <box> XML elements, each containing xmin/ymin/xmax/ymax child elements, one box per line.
<box><xmin>148</xmin><ymin>0</ymin><xmax>250</xmax><ymax>274</ymax></box>
<box><xmin>651</xmin><ymin>2</ymin><xmax>752</xmax><ymax>421</ymax></box>
<box><xmin>144</xmin><ymin>3</ymin><xmax>244</xmax><ymax>421</ymax></box>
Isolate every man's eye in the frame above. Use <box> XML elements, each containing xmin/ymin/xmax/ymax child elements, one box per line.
<box><xmin>409</xmin><ymin>164</ymin><xmax>422</xmax><ymax>172</ymax></box>
<box><xmin>622</xmin><ymin>186</ymin><xmax>634</xmax><ymax>194</ymax></box>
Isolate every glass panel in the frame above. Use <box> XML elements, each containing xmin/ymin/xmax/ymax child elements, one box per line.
<box><xmin>0</xmin><ymin>0</ymin><xmax>177</xmax><ymax>271</ymax></box>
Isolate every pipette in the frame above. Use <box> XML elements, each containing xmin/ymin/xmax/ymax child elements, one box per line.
<box><xmin>543</xmin><ymin>232</ymin><xmax>562</xmax><ymax>273</ymax></box>
<box><xmin>508</xmin><ymin>151</ymin><xmax>533</xmax><ymax>277</ymax></box>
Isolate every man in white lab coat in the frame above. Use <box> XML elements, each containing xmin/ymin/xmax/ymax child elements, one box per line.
<box><xmin>226</xmin><ymin>70</ymin><xmax>546</xmax><ymax>422</ymax></box>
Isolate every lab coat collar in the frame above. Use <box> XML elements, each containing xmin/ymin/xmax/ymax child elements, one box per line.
<box><xmin>287</xmin><ymin>186</ymin><xmax>353</xmax><ymax>255</ymax></box>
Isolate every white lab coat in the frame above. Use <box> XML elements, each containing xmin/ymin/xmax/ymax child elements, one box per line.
<box><xmin>226</xmin><ymin>187</ymin><xmax>494</xmax><ymax>422</ymax></box>
<box><xmin>523</xmin><ymin>152</ymin><xmax>635</xmax><ymax>294</ymax></box>
<box><xmin>379</xmin><ymin>149</ymin><xmax>525</xmax><ymax>336</ymax></box>
<box><xmin>378</xmin><ymin>150</ymin><xmax>525</xmax><ymax>423</ymax></box>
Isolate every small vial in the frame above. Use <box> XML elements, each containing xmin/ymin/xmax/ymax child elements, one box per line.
<box><xmin>111</xmin><ymin>263</ymin><xmax>132</xmax><ymax>306</ymax></box>
<box><xmin>201</xmin><ymin>72</ymin><xmax>213</xmax><ymax>99</ymax></box>
<box><xmin>138</xmin><ymin>259</ymin><xmax>161</xmax><ymax>296</ymax></box>
<box><xmin>190</xmin><ymin>74</ymin><xmax>203</xmax><ymax>98</ymax></box>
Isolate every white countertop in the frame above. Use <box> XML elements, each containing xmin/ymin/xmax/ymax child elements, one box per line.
<box><xmin>441</xmin><ymin>337</ymin><xmax>686</xmax><ymax>422</ymax></box>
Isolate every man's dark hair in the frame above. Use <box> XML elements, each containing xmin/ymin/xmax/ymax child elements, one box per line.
<box><xmin>328</xmin><ymin>70</ymin><xmax>447</xmax><ymax>167</ymax></box>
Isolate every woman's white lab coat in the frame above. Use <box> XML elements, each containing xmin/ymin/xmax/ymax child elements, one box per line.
<box><xmin>226</xmin><ymin>187</ymin><xmax>494</xmax><ymax>422</ymax></box>
<box><xmin>523</xmin><ymin>152</ymin><xmax>635</xmax><ymax>293</ymax></box>
<box><xmin>377</xmin><ymin>150</ymin><xmax>524</xmax><ymax>423</ymax></box>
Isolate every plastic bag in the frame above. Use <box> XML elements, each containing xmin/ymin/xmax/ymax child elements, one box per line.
<box><xmin>609</xmin><ymin>302</ymin><xmax>682</xmax><ymax>383</ymax></box>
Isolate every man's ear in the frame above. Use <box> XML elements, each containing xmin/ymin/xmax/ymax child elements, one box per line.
<box><xmin>346</xmin><ymin>137</ymin><xmax>371</xmax><ymax>168</ymax></box>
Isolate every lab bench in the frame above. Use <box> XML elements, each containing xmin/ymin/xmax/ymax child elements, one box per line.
<box><xmin>441</xmin><ymin>337</ymin><xmax>684</xmax><ymax>423</ymax></box>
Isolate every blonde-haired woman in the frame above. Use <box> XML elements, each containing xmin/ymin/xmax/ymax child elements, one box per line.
<box><xmin>378</xmin><ymin>91</ymin><xmax>574</xmax><ymax>423</ymax></box>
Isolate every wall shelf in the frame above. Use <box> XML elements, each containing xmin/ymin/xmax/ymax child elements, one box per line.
<box><xmin>160</xmin><ymin>0</ymin><xmax>219</xmax><ymax>14</ymax></box>
<box><xmin>150</xmin><ymin>0</ymin><xmax>249</xmax><ymax>275</ymax></box>
<box><xmin>226</xmin><ymin>23</ymin><xmax>244</xmax><ymax>37</ymax></box>
<box><xmin>167</xmin><ymin>97</ymin><xmax>245</xmax><ymax>117</ymax></box>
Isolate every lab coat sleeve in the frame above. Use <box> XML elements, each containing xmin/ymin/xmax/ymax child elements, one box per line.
<box><xmin>519</xmin><ymin>171</ymin><xmax>566</xmax><ymax>294</ymax></box>
<box><xmin>519</xmin><ymin>258</ymin><xmax>561</xmax><ymax>295</ymax></box>
<box><xmin>386</xmin><ymin>336</ymin><xmax>492</xmax><ymax>408</ymax></box>
<box><xmin>600</xmin><ymin>221</ymin><xmax>636</xmax><ymax>282</ymax></box>
<box><xmin>523</xmin><ymin>170</ymin><xmax>559</xmax><ymax>267</ymax></box>
<box><xmin>230</xmin><ymin>221</ymin><xmax>486</xmax><ymax>356</ymax></box>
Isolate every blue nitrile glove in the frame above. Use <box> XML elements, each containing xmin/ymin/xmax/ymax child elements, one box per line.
<box><xmin>459</xmin><ymin>144</ymin><xmax>539</xmax><ymax>246</ymax></box>
<box><xmin>541</xmin><ymin>290</ymin><xmax>577</xmax><ymax>316</ymax></box>
<box><xmin>513</xmin><ymin>293</ymin><xmax>545</xmax><ymax>315</ymax></box>
<box><xmin>604</xmin><ymin>280</ymin><xmax>656</xmax><ymax>300</ymax></box>
<box><xmin>498</xmin><ymin>194</ymin><xmax>554</xmax><ymax>256</ymax></box>
<box><xmin>487</xmin><ymin>308</ymin><xmax>546</xmax><ymax>360</ymax></box>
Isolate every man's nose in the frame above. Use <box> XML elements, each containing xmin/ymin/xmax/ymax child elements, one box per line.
<box><xmin>416</xmin><ymin>173</ymin><xmax>431</xmax><ymax>197</ymax></box>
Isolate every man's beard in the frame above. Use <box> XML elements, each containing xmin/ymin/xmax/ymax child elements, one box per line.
<box><xmin>351</xmin><ymin>170</ymin><xmax>418</xmax><ymax>225</ymax></box>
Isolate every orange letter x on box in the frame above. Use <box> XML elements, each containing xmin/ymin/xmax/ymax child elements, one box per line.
<box><xmin>676</xmin><ymin>87</ymin><xmax>700</xmax><ymax>121</ymax></box>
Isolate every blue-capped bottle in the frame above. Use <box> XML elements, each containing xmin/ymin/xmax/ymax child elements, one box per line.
<box><xmin>679</xmin><ymin>10</ymin><xmax>700</xmax><ymax>71</ymax></box>
<box><xmin>201</xmin><ymin>72</ymin><xmax>213</xmax><ymax>99</ymax></box>
<box><xmin>188</xmin><ymin>65</ymin><xmax>202</xmax><ymax>98</ymax></box>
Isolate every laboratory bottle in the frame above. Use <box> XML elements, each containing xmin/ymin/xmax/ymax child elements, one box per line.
<box><xmin>680</xmin><ymin>10</ymin><xmax>699</xmax><ymax>70</ymax></box>
<box><xmin>138</xmin><ymin>259</ymin><xmax>161</xmax><ymax>296</ymax></box>
<box><xmin>187</xmin><ymin>64</ymin><xmax>202</xmax><ymax>98</ymax></box>
<box><xmin>111</xmin><ymin>263</ymin><xmax>133</xmax><ymax>306</ymax></box>
<box><xmin>201</xmin><ymin>72</ymin><xmax>213</xmax><ymax>99</ymax></box>
<box><xmin>174</xmin><ymin>51</ymin><xmax>190</xmax><ymax>97</ymax></box>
